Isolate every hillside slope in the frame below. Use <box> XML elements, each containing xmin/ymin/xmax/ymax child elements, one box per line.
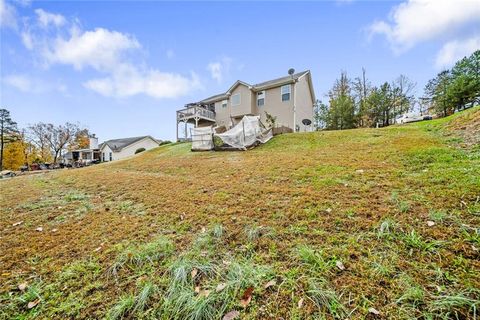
<box><xmin>1</xmin><ymin>107</ymin><xmax>479</xmax><ymax>319</ymax></box>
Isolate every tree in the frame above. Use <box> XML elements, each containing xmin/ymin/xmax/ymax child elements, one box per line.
<box><xmin>353</xmin><ymin>68</ymin><xmax>371</xmax><ymax>127</ymax></box>
<box><xmin>425</xmin><ymin>70</ymin><xmax>453</xmax><ymax>117</ymax></box>
<box><xmin>327</xmin><ymin>71</ymin><xmax>356</xmax><ymax>130</ymax></box>
<box><xmin>313</xmin><ymin>99</ymin><xmax>329</xmax><ymax>129</ymax></box>
<box><xmin>29</xmin><ymin>123</ymin><xmax>52</xmax><ymax>162</ymax></box>
<box><xmin>423</xmin><ymin>50</ymin><xmax>480</xmax><ymax>117</ymax></box>
<box><xmin>70</xmin><ymin>128</ymin><xmax>90</xmax><ymax>150</ymax></box>
<box><xmin>391</xmin><ymin>74</ymin><xmax>416</xmax><ymax>119</ymax></box>
<box><xmin>0</xmin><ymin>109</ymin><xmax>18</xmax><ymax>171</ymax></box>
<box><xmin>3</xmin><ymin>140</ymin><xmax>25</xmax><ymax>170</ymax></box>
<box><xmin>29</xmin><ymin>122</ymin><xmax>82</xmax><ymax>164</ymax></box>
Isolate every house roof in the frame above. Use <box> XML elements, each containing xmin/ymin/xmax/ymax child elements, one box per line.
<box><xmin>195</xmin><ymin>70</ymin><xmax>313</xmax><ymax>104</ymax></box>
<box><xmin>253</xmin><ymin>70</ymin><xmax>310</xmax><ymax>90</ymax></box>
<box><xmin>99</xmin><ymin>136</ymin><xmax>158</xmax><ymax>152</ymax></box>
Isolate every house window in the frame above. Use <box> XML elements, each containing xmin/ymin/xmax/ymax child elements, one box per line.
<box><xmin>221</xmin><ymin>100</ymin><xmax>227</xmax><ymax>108</ymax></box>
<box><xmin>231</xmin><ymin>93</ymin><xmax>241</xmax><ymax>106</ymax></box>
<box><xmin>109</xmin><ymin>152</ymin><xmax>112</xmax><ymax>161</ymax></box>
<box><xmin>281</xmin><ymin>85</ymin><xmax>291</xmax><ymax>101</ymax></box>
<box><xmin>257</xmin><ymin>91</ymin><xmax>265</xmax><ymax>107</ymax></box>
<box><xmin>102</xmin><ymin>152</ymin><xmax>105</xmax><ymax>162</ymax></box>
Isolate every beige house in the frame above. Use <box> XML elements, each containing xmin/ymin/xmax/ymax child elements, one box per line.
<box><xmin>176</xmin><ymin>70</ymin><xmax>316</xmax><ymax>141</ymax></box>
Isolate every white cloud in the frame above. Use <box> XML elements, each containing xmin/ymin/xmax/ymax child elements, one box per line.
<box><xmin>435</xmin><ymin>35</ymin><xmax>480</xmax><ymax>69</ymax></box>
<box><xmin>0</xmin><ymin>0</ymin><xmax>18</xmax><ymax>29</ymax></box>
<box><xmin>3</xmin><ymin>74</ymin><xmax>67</xmax><ymax>93</ymax></box>
<box><xmin>6</xmin><ymin>5</ymin><xmax>202</xmax><ymax>99</ymax></box>
<box><xmin>45</xmin><ymin>27</ymin><xmax>140</xmax><ymax>71</ymax></box>
<box><xmin>83</xmin><ymin>64</ymin><xmax>201</xmax><ymax>99</ymax></box>
<box><xmin>207</xmin><ymin>57</ymin><xmax>232</xmax><ymax>83</ymax></box>
<box><xmin>35</xmin><ymin>8</ymin><xmax>65</xmax><ymax>28</ymax></box>
<box><xmin>368</xmin><ymin>0</ymin><xmax>480</xmax><ymax>52</ymax></box>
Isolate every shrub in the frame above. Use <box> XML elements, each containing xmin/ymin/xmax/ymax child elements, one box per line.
<box><xmin>135</xmin><ymin>148</ymin><xmax>146</xmax><ymax>154</ymax></box>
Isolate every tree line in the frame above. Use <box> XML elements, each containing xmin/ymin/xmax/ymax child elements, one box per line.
<box><xmin>0</xmin><ymin>108</ymin><xmax>89</xmax><ymax>171</ymax></box>
<box><xmin>315</xmin><ymin>50</ymin><xmax>480</xmax><ymax>130</ymax></box>
<box><xmin>424</xmin><ymin>50</ymin><xmax>479</xmax><ymax>117</ymax></box>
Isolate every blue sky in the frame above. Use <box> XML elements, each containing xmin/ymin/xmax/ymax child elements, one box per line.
<box><xmin>1</xmin><ymin>0</ymin><xmax>479</xmax><ymax>141</ymax></box>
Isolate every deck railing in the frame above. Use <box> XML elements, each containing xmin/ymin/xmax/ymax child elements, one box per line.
<box><xmin>177</xmin><ymin>106</ymin><xmax>215</xmax><ymax>121</ymax></box>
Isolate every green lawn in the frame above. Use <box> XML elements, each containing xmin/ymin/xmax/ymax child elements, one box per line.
<box><xmin>1</xmin><ymin>107</ymin><xmax>479</xmax><ymax>319</ymax></box>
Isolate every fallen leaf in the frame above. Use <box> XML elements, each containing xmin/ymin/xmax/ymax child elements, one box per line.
<box><xmin>194</xmin><ymin>286</ymin><xmax>200</xmax><ymax>293</ymax></box>
<box><xmin>240</xmin><ymin>286</ymin><xmax>254</xmax><ymax>308</ymax></box>
<box><xmin>51</xmin><ymin>228</ymin><xmax>58</xmax><ymax>232</ymax></box>
<box><xmin>201</xmin><ymin>227</ymin><xmax>206</xmax><ymax>233</ymax></box>
<box><xmin>27</xmin><ymin>299</ymin><xmax>40</xmax><ymax>309</ymax></box>
<box><xmin>93</xmin><ymin>247</ymin><xmax>102</xmax><ymax>252</ymax></box>
<box><xmin>35</xmin><ymin>227</ymin><xmax>43</xmax><ymax>232</ymax></box>
<box><xmin>297</xmin><ymin>298</ymin><xmax>304</xmax><ymax>308</ymax></box>
<box><xmin>325</xmin><ymin>208</ymin><xmax>332</xmax><ymax>213</ymax></box>
<box><xmin>216</xmin><ymin>283</ymin><xmax>227</xmax><ymax>292</ymax></box>
<box><xmin>222</xmin><ymin>260</ymin><xmax>231</xmax><ymax>266</ymax></box>
<box><xmin>18</xmin><ymin>283</ymin><xmax>27</xmax><ymax>291</ymax></box>
<box><xmin>427</xmin><ymin>220</ymin><xmax>435</xmax><ymax>227</ymax></box>
<box><xmin>264</xmin><ymin>279</ymin><xmax>276</xmax><ymax>289</ymax></box>
<box><xmin>180</xmin><ymin>213</ymin><xmax>185</xmax><ymax>220</ymax></box>
<box><xmin>356</xmin><ymin>169</ymin><xmax>364</xmax><ymax>174</ymax></box>
<box><xmin>368</xmin><ymin>307</ymin><xmax>380</xmax><ymax>315</ymax></box>
<box><xmin>222</xmin><ymin>310</ymin><xmax>240</xmax><ymax>320</ymax></box>
<box><xmin>12</xmin><ymin>221</ymin><xmax>23</xmax><ymax>227</ymax></box>
<box><xmin>199</xmin><ymin>289</ymin><xmax>211</xmax><ymax>298</ymax></box>
<box><xmin>336</xmin><ymin>261</ymin><xmax>345</xmax><ymax>271</ymax></box>
<box><xmin>191</xmin><ymin>268</ymin><xmax>198</xmax><ymax>279</ymax></box>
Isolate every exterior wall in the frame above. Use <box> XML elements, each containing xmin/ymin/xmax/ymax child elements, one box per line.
<box><xmin>294</xmin><ymin>74</ymin><xmax>314</xmax><ymax>131</ymax></box>
<box><xmin>101</xmin><ymin>137</ymin><xmax>159</xmax><ymax>162</ymax></box>
<box><xmin>210</xmin><ymin>74</ymin><xmax>314</xmax><ymax>131</ymax></box>
<box><xmin>229</xmin><ymin>84</ymin><xmax>254</xmax><ymax>118</ymax></box>
<box><xmin>257</xmin><ymin>85</ymin><xmax>294</xmax><ymax>129</ymax></box>
<box><xmin>214</xmin><ymin>100</ymin><xmax>232</xmax><ymax>128</ymax></box>
<box><xmin>101</xmin><ymin>145</ymin><xmax>114</xmax><ymax>162</ymax></box>
<box><xmin>113</xmin><ymin>137</ymin><xmax>159</xmax><ymax>160</ymax></box>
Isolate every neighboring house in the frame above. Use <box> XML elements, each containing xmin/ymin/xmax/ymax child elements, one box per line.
<box><xmin>65</xmin><ymin>135</ymin><xmax>160</xmax><ymax>165</ymax></box>
<box><xmin>99</xmin><ymin>136</ymin><xmax>160</xmax><ymax>162</ymax></box>
<box><xmin>176</xmin><ymin>70</ymin><xmax>316</xmax><ymax>141</ymax></box>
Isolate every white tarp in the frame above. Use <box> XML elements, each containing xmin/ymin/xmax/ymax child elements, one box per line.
<box><xmin>191</xmin><ymin>126</ymin><xmax>214</xmax><ymax>151</ymax></box>
<box><xmin>214</xmin><ymin>115</ymin><xmax>273</xmax><ymax>150</ymax></box>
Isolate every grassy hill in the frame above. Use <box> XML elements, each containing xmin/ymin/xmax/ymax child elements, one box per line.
<box><xmin>1</xmin><ymin>107</ymin><xmax>479</xmax><ymax>319</ymax></box>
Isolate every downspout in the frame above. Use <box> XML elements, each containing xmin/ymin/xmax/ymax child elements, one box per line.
<box><xmin>293</xmin><ymin>79</ymin><xmax>297</xmax><ymax>132</ymax></box>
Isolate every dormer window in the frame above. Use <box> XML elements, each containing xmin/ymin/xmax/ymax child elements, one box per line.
<box><xmin>257</xmin><ymin>91</ymin><xmax>265</xmax><ymax>107</ymax></box>
<box><xmin>231</xmin><ymin>93</ymin><xmax>241</xmax><ymax>106</ymax></box>
<box><xmin>281</xmin><ymin>85</ymin><xmax>291</xmax><ymax>101</ymax></box>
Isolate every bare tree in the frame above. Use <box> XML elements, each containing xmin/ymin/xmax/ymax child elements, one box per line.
<box><xmin>30</xmin><ymin>122</ymin><xmax>81</xmax><ymax>164</ymax></box>
<box><xmin>29</xmin><ymin>123</ymin><xmax>51</xmax><ymax>162</ymax></box>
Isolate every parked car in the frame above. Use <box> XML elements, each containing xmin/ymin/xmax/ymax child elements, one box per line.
<box><xmin>396</xmin><ymin>113</ymin><xmax>424</xmax><ymax>124</ymax></box>
<box><xmin>0</xmin><ymin>170</ymin><xmax>16</xmax><ymax>178</ymax></box>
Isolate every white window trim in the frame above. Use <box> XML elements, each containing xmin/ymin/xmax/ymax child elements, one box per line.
<box><xmin>221</xmin><ymin>100</ymin><xmax>228</xmax><ymax>108</ymax></box>
<box><xmin>281</xmin><ymin>85</ymin><xmax>291</xmax><ymax>101</ymax></box>
<box><xmin>257</xmin><ymin>90</ymin><xmax>265</xmax><ymax>107</ymax></box>
<box><xmin>231</xmin><ymin>93</ymin><xmax>241</xmax><ymax>106</ymax></box>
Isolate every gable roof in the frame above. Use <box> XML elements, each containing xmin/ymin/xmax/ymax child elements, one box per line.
<box><xmin>195</xmin><ymin>70</ymin><xmax>313</xmax><ymax>104</ymax></box>
<box><xmin>253</xmin><ymin>70</ymin><xmax>310</xmax><ymax>90</ymax></box>
<box><xmin>99</xmin><ymin>136</ymin><xmax>158</xmax><ymax>152</ymax></box>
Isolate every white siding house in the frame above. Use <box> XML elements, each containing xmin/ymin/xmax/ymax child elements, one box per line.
<box><xmin>100</xmin><ymin>136</ymin><xmax>160</xmax><ymax>162</ymax></box>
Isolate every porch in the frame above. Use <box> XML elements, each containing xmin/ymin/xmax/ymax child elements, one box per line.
<box><xmin>176</xmin><ymin>104</ymin><xmax>216</xmax><ymax>141</ymax></box>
